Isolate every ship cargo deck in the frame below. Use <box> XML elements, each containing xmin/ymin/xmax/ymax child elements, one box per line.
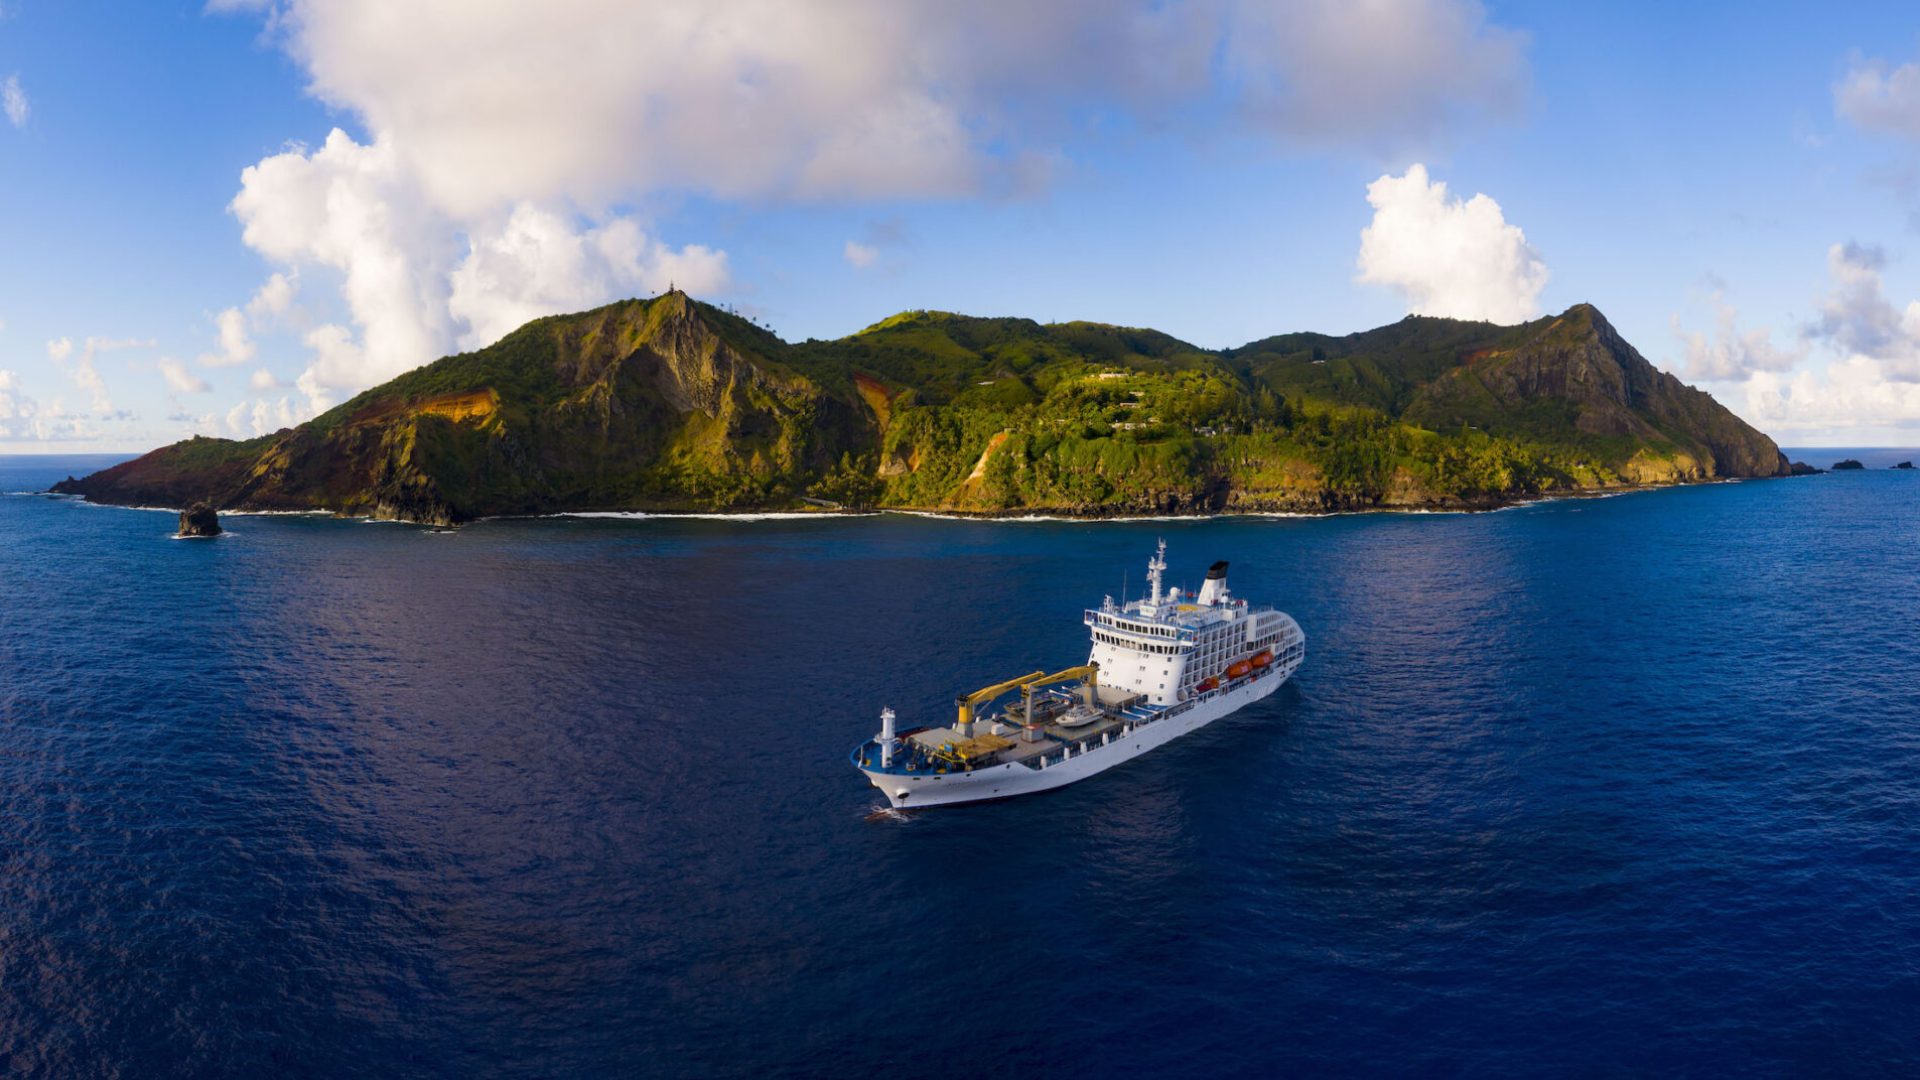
<box><xmin>852</xmin><ymin>541</ymin><xmax>1305</xmax><ymax>806</ymax></box>
<box><xmin>897</xmin><ymin>688</ymin><xmax>1162</xmax><ymax>771</ymax></box>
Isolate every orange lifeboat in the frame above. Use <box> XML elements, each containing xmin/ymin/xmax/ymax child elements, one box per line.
<box><xmin>1196</xmin><ymin>677</ymin><xmax>1218</xmax><ymax>692</ymax></box>
<box><xmin>1225</xmin><ymin>659</ymin><xmax>1252</xmax><ymax>680</ymax></box>
<box><xmin>1250</xmin><ymin>649</ymin><xmax>1273</xmax><ymax>669</ymax></box>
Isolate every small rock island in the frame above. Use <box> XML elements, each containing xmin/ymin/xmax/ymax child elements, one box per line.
<box><xmin>1832</xmin><ymin>459</ymin><xmax>1866</xmax><ymax>471</ymax></box>
<box><xmin>178</xmin><ymin>503</ymin><xmax>223</xmax><ymax>538</ymax></box>
<box><xmin>1894</xmin><ymin>461</ymin><xmax>1914</xmax><ymax>470</ymax></box>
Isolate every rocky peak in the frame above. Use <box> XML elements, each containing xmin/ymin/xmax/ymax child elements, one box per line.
<box><xmin>1483</xmin><ymin>302</ymin><xmax>1640</xmax><ymax>410</ymax></box>
<box><xmin>49</xmin><ymin>290</ymin><xmax>1792</xmax><ymax>520</ymax></box>
<box><xmin>620</xmin><ymin>293</ymin><xmax>787</xmax><ymax>417</ymax></box>
<box><xmin>534</xmin><ymin>293</ymin><xmax>784</xmax><ymax>416</ymax></box>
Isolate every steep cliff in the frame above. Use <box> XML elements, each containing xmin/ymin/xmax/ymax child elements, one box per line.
<box><xmin>1400</xmin><ymin>304</ymin><xmax>1786</xmax><ymax>481</ymax></box>
<box><xmin>54</xmin><ymin>295</ymin><xmax>1786</xmax><ymax>521</ymax></box>
<box><xmin>61</xmin><ymin>292</ymin><xmax>869</xmax><ymax>522</ymax></box>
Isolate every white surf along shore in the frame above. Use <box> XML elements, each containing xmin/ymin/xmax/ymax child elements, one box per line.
<box><xmin>7</xmin><ymin>480</ymin><xmax>1735</xmax><ymax>529</ymax></box>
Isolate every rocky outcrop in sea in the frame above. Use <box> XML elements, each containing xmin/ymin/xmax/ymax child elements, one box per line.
<box><xmin>178</xmin><ymin>503</ymin><xmax>222</xmax><ymax>537</ymax></box>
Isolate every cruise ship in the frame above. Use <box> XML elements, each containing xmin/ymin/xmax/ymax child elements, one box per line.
<box><xmin>852</xmin><ymin>541</ymin><xmax>1305</xmax><ymax>808</ymax></box>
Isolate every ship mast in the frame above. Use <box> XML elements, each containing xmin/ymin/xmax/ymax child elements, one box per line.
<box><xmin>1144</xmin><ymin>538</ymin><xmax>1167</xmax><ymax>615</ymax></box>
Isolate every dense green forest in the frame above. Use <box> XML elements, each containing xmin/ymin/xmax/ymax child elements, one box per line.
<box><xmin>779</xmin><ymin>301</ymin><xmax>1783</xmax><ymax>514</ymax></box>
<box><xmin>56</xmin><ymin>292</ymin><xmax>1787</xmax><ymax>523</ymax></box>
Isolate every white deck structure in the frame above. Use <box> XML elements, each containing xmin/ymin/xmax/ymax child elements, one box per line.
<box><xmin>853</xmin><ymin>542</ymin><xmax>1305</xmax><ymax>808</ymax></box>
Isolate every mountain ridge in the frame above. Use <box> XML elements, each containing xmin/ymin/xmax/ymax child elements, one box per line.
<box><xmin>54</xmin><ymin>291</ymin><xmax>1790</xmax><ymax>524</ymax></box>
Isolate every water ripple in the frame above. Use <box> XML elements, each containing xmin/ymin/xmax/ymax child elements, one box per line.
<box><xmin>3</xmin><ymin>455</ymin><xmax>1918</xmax><ymax>1076</ymax></box>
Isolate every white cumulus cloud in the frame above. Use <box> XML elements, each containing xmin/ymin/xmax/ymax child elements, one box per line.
<box><xmin>448</xmin><ymin>205</ymin><xmax>728</xmax><ymax>350</ymax></box>
<box><xmin>0</xmin><ymin>370</ymin><xmax>92</xmax><ymax>442</ymax></box>
<box><xmin>2</xmin><ymin>73</ymin><xmax>27</xmax><ymax>129</ymax></box>
<box><xmin>1670</xmin><ymin>290</ymin><xmax>1805</xmax><ymax>382</ymax></box>
<box><xmin>246</xmin><ymin>271</ymin><xmax>297</xmax><ymax>319</ymax></box>
<box><xmin>1224</xmin><ymin>0</ymin><xmax>1529</xmax><ymax>151</ymax></box>
<box><xmin>1356</xmin><ymin>164</ymin><xmax>1548</xmax><ymax>323</ymax></box>
<box><xmin>254</xmin><ymin>397</ymin><xmax>297</xmax><ymax>435</ymax></box>
<box><xmin>207</xmin><ymin>0</ymin><xmax>1534</xmax><ymax>413</ymax></box>
<box><xmin>45</xmin><ymin>335</ymin><xmax>154</xmax><ymax>415</ymax></box>
<box><xmin>1835</xmin><ymin>53</ymin><xmax>1920</xmax><ymax>140</ymax></box>
<box><xmin>260</xmin><ymin>0</ymin><xmax>1528</xmax><ymax>213</ymax></box>
<box><xmin>231</xmin><ymin>130</ymin><xmax>452</xmax><ymax>391</ymax></box>
<box><xmin>197</xmin><ymin>306</ymin><xmax>257</xmax><ymax>368</ymax></box>
<box><xmin>1681</xmin><ymin>241</ymin><xmax>1920</xmax><ymax>440</ymax></box>
<box><xmin>274</xmin><ymin>1</ymin><xmax>1000</xmax><ymax>215</ymax></box>
<box><xmin>1742</xmin><ymin>358</ymin><xmax>1920</xmax><ymax>438</ymax></box>
<box><xmin>1805</xmin><ymin>242</ymin><xmax>1920</xmax><ymax>379</ymax></box>
<box><xmin>291</xmin><ymin>322</ymin><xmax>366</xmax><ymax>414</ymax></box>
<box><xmin>843</xmin><ymin>241</ymin><xmax>879</xmax><ymax>269</ymax></box>
<box><xmin>0</xmin><ymin>369</ymin><xmax>43</xmax><ymax>438</ymax></box>
<box><xmin>222</xmin><ymin>395</ymin><xmax>300</xmax><ymax>438</ymax></box>
<box><xmin>229</xmin><ymin>128</ymin><xmax>727</xmax><ymax>406</ymax></box>
<box><xmin>158</xmin><ymin>357</ymin><xmax>211</xmax><ymax>394</ymax></box>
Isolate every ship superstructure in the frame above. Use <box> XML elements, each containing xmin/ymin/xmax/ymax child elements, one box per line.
<box><xmin>852</xmin><ymin>541</ymin><xmax>1305</xmax><ymax>808</ymax></box>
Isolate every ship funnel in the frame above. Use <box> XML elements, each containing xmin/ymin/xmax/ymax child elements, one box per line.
<box><xmin>1196</xmin><ymin>561</ymin><xmax>1230</xmax><ymax>605</ymax></box>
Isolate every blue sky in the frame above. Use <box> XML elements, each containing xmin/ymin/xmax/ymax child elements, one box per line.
<box><xmin>7</xmin><ymin>0</ymin><xmax>1920</xmax><ymax>451</ymax></box>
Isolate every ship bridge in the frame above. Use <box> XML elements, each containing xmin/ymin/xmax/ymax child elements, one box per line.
<box><xmin>852</xmin><ymin>539</ymin><xmax>1307</xmax><ymax>807</ymax></box>
<box><xmin>1081</xmin><ymin>541</ymin><xmax>1300</xmax><ymax>708</ymax></box>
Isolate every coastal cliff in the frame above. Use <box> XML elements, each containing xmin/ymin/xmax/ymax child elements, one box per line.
<box><xmin>55</xmin><ymin>292</ymin><xmax>1788</xmax><ymax>522</ymax></box>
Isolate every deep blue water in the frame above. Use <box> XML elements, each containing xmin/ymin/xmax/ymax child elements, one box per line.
<box><xmin>3</xmin><ymin>452</ymin><xmax>1918</xmax><ymax>1078</ymax></box>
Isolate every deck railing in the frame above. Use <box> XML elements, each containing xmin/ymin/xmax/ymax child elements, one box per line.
<box><xmin>1020</xmin><ymin>658</ymin><xmax>1303</xmax><ymax>771</ymax></box>
<box><xmin>865</xmin><ymin>651</ymin><xmax>1304</xmax><ymax>776</ymax></box>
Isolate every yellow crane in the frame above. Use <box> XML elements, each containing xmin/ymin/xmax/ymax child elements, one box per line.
<box><xmin>1019</xmin><ymin>663</ymin><xmax>1100</xmax><ymax>727</ymax></box>
<box><xmin>955</xmin><ymin>670</ymin><xmax>1047</xmax><ymax>737</ymax></box>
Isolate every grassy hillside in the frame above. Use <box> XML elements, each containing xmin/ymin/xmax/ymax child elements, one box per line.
<box><xmin>54</xmin><ymin>294</ymin><xmax>1786</xmax><ymax>522</ymax></box>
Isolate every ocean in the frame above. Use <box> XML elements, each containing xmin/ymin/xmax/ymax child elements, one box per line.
<box><xmin>2</xmin><ymin>452</ymin><xmax>1917</xmax><ymax>1077</ymax></box>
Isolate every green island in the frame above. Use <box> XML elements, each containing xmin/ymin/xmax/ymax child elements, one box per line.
<box><xmin>54</xmin><ymin>290</ymin><xmax>1795</xmax><ymax>524</ymax></box>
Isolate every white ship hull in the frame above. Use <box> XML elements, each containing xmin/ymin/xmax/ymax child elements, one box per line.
<box><xmin>858</xmin><ymin>658</ymin><xmax>1297</xmax><ymax>809</ymax></box>
<box><xmin>853</xmin><ymin>542</ymin><xmax>1303</xmax><ymax>809</ymax></box>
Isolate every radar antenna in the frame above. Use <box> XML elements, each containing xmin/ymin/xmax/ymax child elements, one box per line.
<box><xmin>1145</xmin><ymin>538</ymin><xmax>1168</xmax><ymax>612</ymax></box>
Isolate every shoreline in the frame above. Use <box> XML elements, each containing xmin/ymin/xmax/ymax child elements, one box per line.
<box><xmin>16</xmin><ymin>474</ymin><xmax>1799</xmax><ymax>527</ymax></box>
